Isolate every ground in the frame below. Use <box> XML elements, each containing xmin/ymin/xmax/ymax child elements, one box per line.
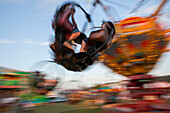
<box><xmin>23</xmin><ymin>101</ymin><xmax>101</xmax><ymax>113</ymax></box>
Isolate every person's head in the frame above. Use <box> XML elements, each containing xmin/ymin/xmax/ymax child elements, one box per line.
<box><xmin>102</xmin><ymin>21</ymin><xmax>116</xmax><ymax>37</ymax></box>
<box><xmin>63</xmin><ymin>3</ymin><xmax>75</xmax><ymax>12</ymax></box>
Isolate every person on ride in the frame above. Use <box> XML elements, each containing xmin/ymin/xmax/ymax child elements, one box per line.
<box><xmin>84</xmin><ymin>21</ymin><xmax>116</xmax><ymax>54</ymax></box>
<box><xmin>51</xmin><ymin>3</ymin><xmax>90</xmax><ymax>58</ymax></box>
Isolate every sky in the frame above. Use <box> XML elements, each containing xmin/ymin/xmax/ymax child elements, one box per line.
<box><xmin>0</xmin><ymin>0</ymin><xmax>169</xmax><ymax>88</ymax></box>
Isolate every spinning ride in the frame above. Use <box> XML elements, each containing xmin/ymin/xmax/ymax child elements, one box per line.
<box><xmin>98</xmin><ymin>0</ymin><xmax>169</xmax><ymax>76</ymax></box>
<box><xmin>33</xmin><ymin>0</ymin><xmax>169</xmax><ymax>77</ymax></box>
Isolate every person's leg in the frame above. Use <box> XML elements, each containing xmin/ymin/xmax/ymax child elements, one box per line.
<box><xmin>63</xmin><ymin>41</ymin><xmax>74</xmax><ymax>51</ymax></box>
<box><xmin>68</xmin><ymin>31</ymin><xmax>81</xmax><ymax>41</ymax></box>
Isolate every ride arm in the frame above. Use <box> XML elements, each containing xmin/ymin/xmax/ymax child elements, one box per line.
<box><xmin>75</xmin><ymin>4</ymin><xmax>91</xmax><ymax>22</ymax></box>
<box><xmin>150</xmin><ymin>0</ymin><xmax>168</xmax><ymax>18</ymax></box>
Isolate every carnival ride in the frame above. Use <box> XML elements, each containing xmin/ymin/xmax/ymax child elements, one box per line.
<box><xmin>31</xmin><ymin>0</ymin><xmax>169</xmax><ymax>92</ymax></box>
<box><xmin>48</xmin><ymin>0</ymin><xmax>169</xmax><ymax>75</ymax></box>
<box><xmin>98</xmin><ymin>0</ymin><xmax>169</xmax><ymax>76</ymax></box>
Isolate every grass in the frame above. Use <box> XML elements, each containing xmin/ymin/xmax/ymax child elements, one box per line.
<box><xmin>61</xmin><ymin>108</ymin><xmax>101</xmax><ymax>113</ymax></box>
<box><xmin>24</xmin><ymin>101</ymin><xmax>101</xmax><ymax>113</ymax></box>
<box><xmin>34</xmin><ymin>103</ymin><xmax>77</xmax><ymax>113</ymax></box>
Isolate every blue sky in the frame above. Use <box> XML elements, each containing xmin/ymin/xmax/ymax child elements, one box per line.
<box><xmin>0</xmin><ymin>0</ymin><xmax>169</xmax><ymax>87</ymax></box>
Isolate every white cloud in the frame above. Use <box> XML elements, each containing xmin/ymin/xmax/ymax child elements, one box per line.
<box><xmin>24</xmin><ymin>41</ymin><xmax>49</xmax><ymax>46</ymax></box>
<box><xmin>0</xmin><ymin>40</ymin><xmax>16</xmax><ymax>44</ymax></box>
<box><xmin>0</xmin><ymin>40</ymin><xmax>49</xmax><ymax>46</ymax></box>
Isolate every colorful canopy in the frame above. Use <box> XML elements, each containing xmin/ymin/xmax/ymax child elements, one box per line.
<box><xmin>98</xmin><ymin>17</ymin><xmax>169</xmax><ymax>76</ymax></box>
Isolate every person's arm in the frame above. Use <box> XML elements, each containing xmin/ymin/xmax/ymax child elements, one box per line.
<box><xmin>71</xmin><ymin>9</ymin><xmax>77</xmax><ymax>29</ymax></box>
<box><xmin>80</xmin><ymin>40</ymin><xmax>86</xmax><ymax>52</ymax></box>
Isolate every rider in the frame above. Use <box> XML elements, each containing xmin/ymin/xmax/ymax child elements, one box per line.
<box><xmin>53</xmin><ymin>4</ymin><xmax>80</xmax><ymax>39</ymax></box>
<box><xmin>51</xmin><ymin>3</ymin><xmax>91</xmax><ymax>59</ymax></box>
<box><xmin>84</xmin><ymin>21</ymin><xmax>116</xmax><ymax>54</ymax></box>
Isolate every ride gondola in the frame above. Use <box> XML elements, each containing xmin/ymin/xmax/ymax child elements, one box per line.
<box><xmin>50</xmin><ymin>1</ymin><xmax>116</xmax><ymax>71</ymax></box>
